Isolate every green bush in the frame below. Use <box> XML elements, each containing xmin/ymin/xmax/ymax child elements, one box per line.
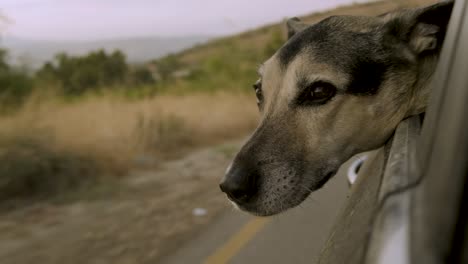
<box><xmin>152</xmin><ymin>54</ymin><xmax>182</xmax><ymax>81</ymax></box>
<box><xmin>0</xmin><ymin>49</ymin><xmax>34</xmax><ymax>108</ymax></box>
<box><xmin>130</xmin><ymin>66</ymin><xmax>156</xmax><ymax>86</ymax></box>
<box><xmin>37</xmin><ymin>50</ymin><xmax>129</xmax><ymax>95</ymax></box>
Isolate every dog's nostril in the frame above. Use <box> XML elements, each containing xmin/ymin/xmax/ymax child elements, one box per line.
<box><xmin>219</xmin><ymin>183</ymin><xmax>227</xmax><ymax>193</ymax></box>
<box><xmin>220</xmin><ymin>182</ymin><xmax>249</xmax><ymax>202</ymax></box>
<box><xmin>221</xmin><ymin>159</ymin><xmax>259</xmax><ymax>203</ymax></box>
<box><xmin>230</xmin><ymin>189</ymin><xmax>249</xmax><ymax>201</ymax></box>
<box><xmin>219</xmin><ymin>179</ymin><xmax>255</xmax><ymax>203</ymax></box>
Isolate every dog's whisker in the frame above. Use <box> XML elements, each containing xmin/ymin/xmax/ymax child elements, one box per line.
<box><xmin>297</xmin><ymin>184</ymin><xmax>314</xmax><ymax>193</ymax></box>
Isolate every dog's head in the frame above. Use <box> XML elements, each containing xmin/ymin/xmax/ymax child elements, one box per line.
<box><xmin>220</xmin><ymin>1</ymin><xmax>453</xmax><ymax>216</ymax></box>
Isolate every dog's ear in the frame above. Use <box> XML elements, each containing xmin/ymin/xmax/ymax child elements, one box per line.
<box><xmin>286</xmin><ymin>17</ymin><xmax>307</xmax><ymax>39</ymax></box>
<box><xmin>383</xmin><ymin>0</ymin><xmax>454</xmax><ymax>55</ymax></box>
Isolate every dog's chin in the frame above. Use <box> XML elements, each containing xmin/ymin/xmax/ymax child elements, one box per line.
<box><xmin>236</xmin><ymin>190</ymin><xmax>311</xmax><ymax>216</ymax></box>
<box><xmin>231</xmin><ymin>170</ymin><xmax>338</xmax><ymax>216</ymax></box>
<box><xmin>236</xmin><ymin>204</ymin><xmax>292</xmax><ymax>217</ymax></box>
<box><xmin>312</xmin><ymin>171</ymin><xmax>336</xmax><ymax>190</ymax></box>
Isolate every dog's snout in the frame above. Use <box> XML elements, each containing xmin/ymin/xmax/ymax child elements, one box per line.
<box><xmin>220</xmin><ymin>163</ymin><xmax>258</xmax><ymax>204</ymax></box>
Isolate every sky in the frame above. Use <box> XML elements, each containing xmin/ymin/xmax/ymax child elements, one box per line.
<box><xmin>1</xmin><ymin>0</ymin><xmax>372</xmax><ymax>41</ymax></box>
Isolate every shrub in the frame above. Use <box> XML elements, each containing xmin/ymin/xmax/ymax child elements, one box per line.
<box><xmin>0</xmin><ymin>134</ymin><xmax>98</xmax><ymax>201</ymax></box>
<box><xmin>36</xmin><ymin>50</ymin><xmax>129</xmax><ymax>95</ymax></box>
<box><xmin>0</xmin><ymin>49</ymin><xmax>34</xmax><ymax>109</ymax></box>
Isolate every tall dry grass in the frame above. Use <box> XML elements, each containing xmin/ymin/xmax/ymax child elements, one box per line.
<box><xmin>0</xmin><ymin>92</ymin><xmax>258</xmax><ymax>200</ymax></box>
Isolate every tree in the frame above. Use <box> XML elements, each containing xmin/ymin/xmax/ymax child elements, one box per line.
<box><xmin>0</xmin><ymin>49</ymin><xmax>33</xmax><ymax>107</ymax></box>
<box><xmin>153</xmin><ymin>54</ymin><xmax>182</xmax><ymax>81</ymax></box>
<box><xmin>37</xmin><ymin>49</ymin><xmax>130</xmax><ymax>95</ymax></box>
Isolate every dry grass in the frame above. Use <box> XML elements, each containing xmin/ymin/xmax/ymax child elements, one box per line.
<box><xmin>0</xmin><ymin>92</ymin><xmax>259</xmax><ymax>200</ymax></box>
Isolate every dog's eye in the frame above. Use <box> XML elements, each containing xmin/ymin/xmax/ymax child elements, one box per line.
<box><xmin>299</xmin><ymin>81</ymin><xmax>336</xmax><ymax>105</ymax></box>
<box><xmin>253</xmin><ymin>82</ymin><xmax>263</xmax><ymax>107</ymax></box>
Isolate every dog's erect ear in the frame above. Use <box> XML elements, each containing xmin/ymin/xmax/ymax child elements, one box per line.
<box><xmin>383</xmin><ymin>0</ymin><xmax>454</xmax><ymax>54</ymax></box>
<box><xmin>286</xmin><ymin>17</ymin><xmax>308</xmax><ymax>39</ymax></box>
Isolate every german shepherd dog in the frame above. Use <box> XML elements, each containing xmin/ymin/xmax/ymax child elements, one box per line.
<box><xmin>220</xmin><ymin>1</ymin><xmax>453</xmax><ymax>216</ymax></box>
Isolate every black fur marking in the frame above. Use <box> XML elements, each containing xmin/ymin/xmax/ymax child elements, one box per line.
<box><xmin>347</xmin><ymin>56</ymin><xmax>388</xmax><ymax>95</ymax></box>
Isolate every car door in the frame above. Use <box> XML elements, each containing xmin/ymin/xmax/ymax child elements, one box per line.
<box><xmin>317</xmin><ymin>0</ymin><xmax>468</xmax><ymax>263</ymax></box>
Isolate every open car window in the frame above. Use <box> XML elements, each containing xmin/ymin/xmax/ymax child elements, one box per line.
<box><xmin>319</xmin><ymin>1</ymin><xmax>468</xmax><ymax>263</ymax></box>
<box><xmin>412</xmin><ymin>0</ymin><xmax>468</xmax><ymax>262</ymax></box>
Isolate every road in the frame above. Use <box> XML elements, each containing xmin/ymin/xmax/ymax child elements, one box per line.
<box><xmin>161</xmin><ymin>166</ymin><xmax>350</xmax><ymax>264</ymax></box>
<box><xmin>0</xmin><ymin>141</ymin><xmax>351</xmax><ymax>264</ymax></box>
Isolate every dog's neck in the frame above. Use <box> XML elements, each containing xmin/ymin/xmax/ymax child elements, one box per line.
<box><xmin>407</xmin><ymin>53</ymin><xmax>440</xmax><ymax>117</ymax></box>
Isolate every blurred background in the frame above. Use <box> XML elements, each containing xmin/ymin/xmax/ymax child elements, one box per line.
<box><xmin>0</xmin><ymin>0</ymin><xmax>436</xmax><ymax>263</ymax></box>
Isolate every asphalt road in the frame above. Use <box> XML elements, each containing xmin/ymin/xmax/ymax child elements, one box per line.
<box><xmin>161</xmin><ymin>166</ymin><xmax>350</xmax><ymax>264</ymax></box>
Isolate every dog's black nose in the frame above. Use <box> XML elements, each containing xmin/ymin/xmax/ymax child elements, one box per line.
<box><xmin>220</xmin><ymin>164</ymin><xmax>257</xmax><ymax>204</ymax></box>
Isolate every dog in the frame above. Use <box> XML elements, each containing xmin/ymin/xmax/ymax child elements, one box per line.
<box><xmin>220</xmin><ymin>1</ymin><xmax>454</xmax><ymax>216</ymax></box>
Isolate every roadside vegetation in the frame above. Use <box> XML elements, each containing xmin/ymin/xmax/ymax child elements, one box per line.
<box><xmin>0</xmin><ymin>26</ymin><xmax>284</xmax><ymax>203</ymax></box>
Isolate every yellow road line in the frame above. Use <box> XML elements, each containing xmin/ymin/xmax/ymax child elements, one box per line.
<box><xmin>203</xmin><ymin>217</ymin><xmax>271</xmax><ymax>264</ymax></box>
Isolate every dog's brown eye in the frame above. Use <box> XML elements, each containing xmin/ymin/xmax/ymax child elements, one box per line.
<box><xmin>299</xmin><ymin>81</ymin><xmax>336</xmax><ymax>106</ymax></box>
<box><xmin>310</xmin><ymin>86</ymin><xmax>332</xmax><ymax>101</ymax></box>
<box><xmin>253</xmin><ymin>82</ymin><xmax>263</xmax><ymax>106</ymax></box>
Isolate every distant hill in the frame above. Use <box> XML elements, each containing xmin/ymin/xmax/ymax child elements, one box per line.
<box><xmin>0</xmin><ymin>35</ymin><xmax>212</xmax><ymax>69</ymax></box>
<box><xmin>138</xmin><ymin>0</ymin><xmax>439</xmax><ymax>95</ymax></box>
<box><xmin>175</xmin><ymin>0</ymin><xmax>437</xmax><ymax>66</ymax></box>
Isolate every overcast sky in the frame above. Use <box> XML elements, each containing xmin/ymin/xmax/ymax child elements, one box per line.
<box><xmin>1</xmin><ymin>0</ymin><xmax>372</xmax><ymax>41</ymax></box>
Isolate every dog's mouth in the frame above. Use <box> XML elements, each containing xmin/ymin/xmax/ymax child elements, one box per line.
<box><xmin>230</xmin><ymin>169</ymin><xmax>338</xmax><ymax>216</ymax></box>
<box><xmin>312</xmin><ymin>170</ymin><xmax>337</xmax><ymax>191</ymax></box>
